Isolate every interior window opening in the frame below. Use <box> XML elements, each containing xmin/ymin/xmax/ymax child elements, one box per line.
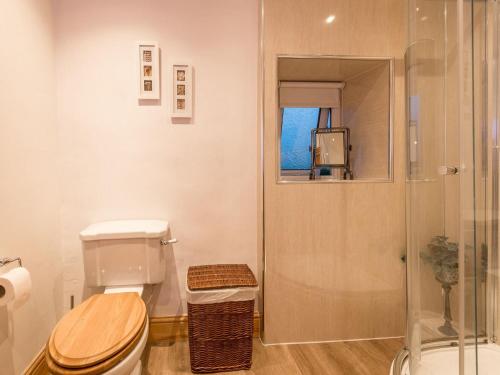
<box><xmin>279</xmin><ymin>81</ymin><xmax>352</xmax><ymax>180</ymax></box>
<box><xmin>277</xmin><ymin>57</ymin><xmax>393</xmax><ymax>183</ymax></box>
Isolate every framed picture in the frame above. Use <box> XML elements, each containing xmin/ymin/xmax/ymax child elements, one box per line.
<box><xmin>177</xmin><ymin>99</ymin><xmax>185</xmax><ymax>110</ymax></box>
<box><xmin>172</xmin><ymin>64</ymin><xmax>192</xmax><ymax>118</ymax></box>
<box><xmin>176</xmin><ymin>70</ymin><xmax>186</xmax><ymax>81</ymax></box>
<box><xmin>138</xmin><ymin>42</ymin><xmax>159</xmax><ymax>100</ymax></box>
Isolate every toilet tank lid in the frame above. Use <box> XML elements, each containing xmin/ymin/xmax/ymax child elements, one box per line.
<box><xmin>80</xmin><ymin>220</ymin><xmax>169</xmax><ymax>241</ymax></box>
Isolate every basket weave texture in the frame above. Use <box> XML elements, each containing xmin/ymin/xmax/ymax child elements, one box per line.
<box><xmin>187</xmin><ymin>264</ymin><xmax>257</xmax><ymax>373</ymax></box>
<box><xmin>187</xmin><ymin>264</ymin><xmax>258</xmax><ymax>290</ymax></box>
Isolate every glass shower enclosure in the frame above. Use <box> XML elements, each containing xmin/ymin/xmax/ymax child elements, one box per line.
<box><xmin>392</xmin><ymin>0</ymin><xmax>500</xmax><ymax>374</ymax></box>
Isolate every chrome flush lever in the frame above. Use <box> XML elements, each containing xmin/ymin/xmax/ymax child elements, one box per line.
<box><xmin>437</xmin><ymin>166</ymin><xmax>459</xmax><ymax>175</ymax></box>
<box><xmin>161</xmin><ymin>238</ymin><xmax>178</xmax><ymax>246</ymax></box>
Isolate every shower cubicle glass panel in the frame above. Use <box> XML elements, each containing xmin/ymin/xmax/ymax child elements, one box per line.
<box><xmin>403</xmin><ymin>0</ymin><xmax>495</xmax><ymax>374</ymax></box>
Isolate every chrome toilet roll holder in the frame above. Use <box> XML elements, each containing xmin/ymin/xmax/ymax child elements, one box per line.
<box><xmin>0</xmin><ymin>257</ymin><xmax>23</xmax><ymax>298</ymax></box>
<box><xmin>0</xmin><ymin>257</ymin><xmax>22</xmax><ymax>268</ymax></box>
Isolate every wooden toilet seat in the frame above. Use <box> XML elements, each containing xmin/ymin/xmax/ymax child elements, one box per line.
<box><xmin>46</xmin><ymin>293</ymin><xmax>147</xmax><ymax>375</ymax></box>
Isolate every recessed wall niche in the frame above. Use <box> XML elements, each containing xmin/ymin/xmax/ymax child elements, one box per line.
<box><xmin>277</xmin><ymin>56</ymin><xmax>393</xmax><ymax>182</ymax></box>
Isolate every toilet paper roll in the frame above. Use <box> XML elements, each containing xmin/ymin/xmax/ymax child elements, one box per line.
<box><xmin>0</xmin><ymin>267</ymin><xmax>32</xmax><ymax>306</ymax></box>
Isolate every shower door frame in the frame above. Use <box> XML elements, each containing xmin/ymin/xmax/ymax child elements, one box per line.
<box><xmin>393</xmin><ymin>0</ymin><xmax>498</xmax><ymax>373</ymax></box>
<box><xmin>486</xmin><ymin>0</ymin><xmax>499</xmax><ymax>346</ymax></box>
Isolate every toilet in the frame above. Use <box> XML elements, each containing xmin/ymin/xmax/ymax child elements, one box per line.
<box><xmin>45</xmin><ymin>220</ymin><xmax>170</xmax><ymax>375</ymax></box>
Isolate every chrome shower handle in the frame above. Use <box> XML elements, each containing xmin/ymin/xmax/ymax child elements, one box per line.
<box><xmin>437</xmin><ymin>166</ymin><xmax>459</xmax><ymax>175</ymax></box>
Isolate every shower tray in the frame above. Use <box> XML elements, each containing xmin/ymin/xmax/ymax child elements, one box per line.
<box><xmin>391</xmin><ymin>344</ymin><xmax>500</xmax><ymax>375</ymax></box>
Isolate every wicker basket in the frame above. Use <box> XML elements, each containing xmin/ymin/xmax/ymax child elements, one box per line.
<box><xmin>187</xmin><ymin>264</ymin><xmax>258</xmax><ymax>373</ymax></box>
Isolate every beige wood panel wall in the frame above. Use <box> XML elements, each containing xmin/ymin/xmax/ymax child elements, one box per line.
<box><xmin>344</xmin><ymin>63</ymin><xmax>391</xmax><ymax>179</ymax></box>
<box><xmin>262</xmin><ymin>0</ymin><xmax>407</xmax><ymax>344</ymax></box>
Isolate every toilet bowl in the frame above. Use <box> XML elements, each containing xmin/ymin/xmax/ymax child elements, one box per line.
<box><xmin>45</xmin><ymin>290</ymin><xmax>148</xmax><ymax>375</ymax></box>
<box><xmin>45</xmin><ymin>220</ymin><xmax>170</xmax><ymax>375</ymax></box>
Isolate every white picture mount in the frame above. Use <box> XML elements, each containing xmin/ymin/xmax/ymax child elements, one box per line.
<box><xmin>171</xmin><ymin>64</ymin><xmax>192</xmax><ymax>118</ymax></box>
<box><xmin>138</xmin><ymin>41</ymin><xmax>160</xmax><ymax>100</ymax></box>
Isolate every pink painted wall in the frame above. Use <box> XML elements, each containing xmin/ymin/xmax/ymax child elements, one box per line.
<box><xmin>54</xmin><ymin>0</ymin><xmax>259</xmax><ymax>316</ymax></box>
<box><xmin>0</xmin><ymin>0</ymin><xmax>62</xmax><ymax>372</ymax></box>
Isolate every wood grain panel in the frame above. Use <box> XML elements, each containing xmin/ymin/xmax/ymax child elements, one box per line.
<box><xmin>24</xmin><ymin>314</ymin><xmax>261</xmax><ymax>374</ymax></box>
<box><xmin>48</xmin><ymin>293</ymin><xmax>146</xmax><ymax>368</ymax></box>
<box><xmin>344</xmin><ymin>63</ymin><xmax>391</xmax><ymax>179</ymax></box>
<box><xmin>145</xmin><ymin>337</ymin><xmax>404</xmax><ymax>375</ymax></box>
<box><xmin>262</xmin><ymin>0</ymin><xmax>407</xmax><ymax>343</ymax></box>
<box><xmin>278</xmin><ymin>57</ymin><xmax>387</xmax><ymax>82</ymax></box>
<box><xmin>45</xmin><ymin>319</ymin><xmax>146</xmax><ymax>375</ymax></box>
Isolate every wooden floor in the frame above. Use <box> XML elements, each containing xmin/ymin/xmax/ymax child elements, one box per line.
<box><xmin>143</xmin><ymin>338</ymin><xmax>404</xmax><ymax>375</ymax></box>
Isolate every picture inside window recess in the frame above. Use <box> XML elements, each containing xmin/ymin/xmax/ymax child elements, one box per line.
<box><xmin>278</xmin><ymin>56</ymin><xmax>392</xmax><ymax>182</ymax></box>
<box><xmin>144</xmin><ymin>66</ymin><xmax>152</xmax><ymax>77</ymax></box>
<box><xmin>177</xmin><ymin>98</ymin><xmax>185</xmax><ymax>110</ymax></box>
<box><xmin>144</xmin><ymin>80</ymin><xmax>152</xmax><ymax>92</ymax></box>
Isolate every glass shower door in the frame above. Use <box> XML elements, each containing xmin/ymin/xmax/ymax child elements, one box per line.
<box><xmin>405</xmin><ymin>0</ymin><xmax>489</xmax><ymax>374</ymax></box>
<box><xmin>406</xmin><ymin>1</ymin><xmax>456</xmax><ymax>369</ymax></box>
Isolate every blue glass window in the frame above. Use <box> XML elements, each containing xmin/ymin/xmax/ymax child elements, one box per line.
<box><xmin>281</xmin><ymin>108</ymin><xmax>332</xmax><ymax>170</ymax></box>
<box><xmin>281</xmin><ymin>108</ymin><xmax>318</xmax><ymax>170</ymax></box>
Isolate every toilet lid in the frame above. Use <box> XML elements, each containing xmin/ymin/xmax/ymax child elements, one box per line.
<box><xmin>48</xmin><ymin>293</ymin><xmax>146</xmax><ymax>369</ymax></box>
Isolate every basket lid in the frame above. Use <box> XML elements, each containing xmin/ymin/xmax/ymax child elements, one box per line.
<box><xmin>187</xmin><ymin>264</ymin><xmax>258</xmax><ymax>291</ymax></box>
<box><xmin>48</xmin><ymin>293</ymin><xmax>146</xmax><ymax>368</ymax></box>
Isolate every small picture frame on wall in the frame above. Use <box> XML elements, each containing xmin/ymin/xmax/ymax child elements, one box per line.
<box><xmin>176</xmin><ymin>70</ymin><xmax>186</xmax><ymax>81</ymax></box>
<box><xmin>172</xmin><ymin>64</ymin><xmax>192</xmax><ymax>118</ymax></box>
<box><xmin>138</xmin><ymin>42</ymin><xmax>159</xmax><ymax>100</ymax></box>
